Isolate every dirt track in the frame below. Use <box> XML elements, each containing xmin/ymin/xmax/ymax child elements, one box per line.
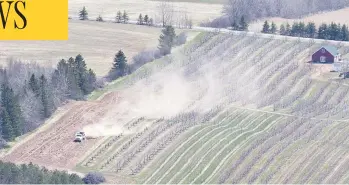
<box><xmin>1</xmin><ymin>92</ymin><xmax>121</xmax><ymax>169</ymax></box>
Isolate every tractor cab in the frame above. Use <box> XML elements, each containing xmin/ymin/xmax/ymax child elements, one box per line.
<box><xmin>74</xmin><ymin>131</ymin><xmax>86</xmax><ymax>142</ymax></box>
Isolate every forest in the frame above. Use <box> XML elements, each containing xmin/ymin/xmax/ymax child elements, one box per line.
<box><xmin>0</xmin><ymin>161</ymin><xmax>83</xmax><ymax>184</ymax></box>
<box><xmin>0</xmin><ymin>55</ymin><xmax>97</xmax><ymax>146</ymax></box>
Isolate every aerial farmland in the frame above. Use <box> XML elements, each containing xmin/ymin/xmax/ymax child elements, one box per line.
<box><xmin>1</xmin><ymin>0</ymin><xmax>349</xmax><ymax>184</ymax></box>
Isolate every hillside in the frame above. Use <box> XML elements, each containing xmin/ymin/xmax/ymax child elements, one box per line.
<box><xmin>3</xmin><ymin>31</ymin><xmax>349</xmax><ymax>184</ymax></box>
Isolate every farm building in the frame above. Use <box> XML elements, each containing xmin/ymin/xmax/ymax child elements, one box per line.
<box><xmin>312</xmin><ymin>46</ymin><xmax>341</xmax><ymax>63</ymax></box>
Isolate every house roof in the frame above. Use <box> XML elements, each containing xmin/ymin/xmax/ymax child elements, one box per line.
<box><xmin>322</xmin><ymin>45</ymin><xmax>339</xmax><ymax>56</ymax></box>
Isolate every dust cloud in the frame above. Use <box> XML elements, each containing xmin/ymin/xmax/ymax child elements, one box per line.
<box><xmin>82</xmin><ymin>66</ymin><xmax>223</xmax><ymax>138</ymax></box>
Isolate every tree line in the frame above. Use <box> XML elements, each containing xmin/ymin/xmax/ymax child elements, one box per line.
<box><xmin>107</xmin><ymin>25</ymin><xmax>186</xmax><ymax>81</ymax></box>
<box><xmin>224</xmin><ymin>0</ymin><xmax>349</xmax><ymax>23</ymax></box>
<box><xmin>204</xmin><ymin>0</ymin><xmax>349</xmax><ymax>28</ymax></box>
<box><xmin>230</xmin><ymin>16</ymin><xmax>248</xmax><ymax>31</ymax></box>
<box><xmin>261</xmin><ymin>21</ymin><xmax>349</xmax><ymax>41</ymax></box>
<box><xmin>137</xmin><ymin>14</ymin><xmax>154</xmax><ymax>26</ymax></box>
<box><xmin>79</xmin><ymin>7</ymin><xmax>155</xmax><ymax>26</ymax></box>
<box><xmin>0</xmin><ymin>161</ymin><xmax>83</xmax><ymax>184</ymax></box>
<box><xmin>0</xmin><ymin>55</ymin><xmax>97</xmax><ymax>145</ymax></box>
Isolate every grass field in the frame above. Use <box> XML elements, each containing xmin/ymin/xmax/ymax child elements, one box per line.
<box><xmin>0</xmin><ymin>20</ymin><xmax>161</xmax><ymax>76</ymax></box>
<box><xmin>4</xmin><ymin>30</ymin><xmax>349</xmax><ymax>184</ymax></box>
<box><xmin>68</xmin><ymin>0</ymin><xmax>222</xmax><ymax>25</ymax></box>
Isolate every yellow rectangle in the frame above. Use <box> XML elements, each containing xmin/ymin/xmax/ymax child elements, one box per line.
<box><xmin>0</xmin><ymin>0</ymin><xmax>68</xmax><ymax>40</ymax></box>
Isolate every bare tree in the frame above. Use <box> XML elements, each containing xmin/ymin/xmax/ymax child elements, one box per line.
<box><xmin>157</xmin><ymin>0</ymin><xmax>174</xmax><ymax>27</ymax></box>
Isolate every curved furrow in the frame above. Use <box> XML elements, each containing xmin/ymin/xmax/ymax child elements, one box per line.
<box><xmin>173</xmin><ymin>113</ymin><xmax>275</xmax><ymax>184</ymax></box>
<box><xmin>184</xmin><ymin>35</ymin><xmax>259</xmax><ymax>85</ymax></box>
<box><xmin>274</xmin><ymin>77</ymin><xmax>313</xmax><ymax>110</ymax></box>
<box><xmin>230</xmin><ymin>118</ymin><xmax>326</xmax><ymax>184</ymax></box>
<box><xmin>252</xmin><ymin>42</ymin><xmax>310</xmax><ymax>93</ymax></box>
<box><xmin>312</xmin><ymin>149</ymin><xmax>348</xmax><ymax>183</ymax></box>
<box><xmin>217</xmin><ymin>39</ymin><xmax>287</xmax><ymax>103</ymax></box>
<box><xmin>298</xmin><ymin>83</ymin><xmax>341</xmax><ymax>118</ymax></box>
<box><xmin>225</xmin><ymin>37</ymin><xmax>278</xmax><ymax>81</ymax></box>
<box><xmin>141</xmin><ymin>109</ymin><xmax>245</xmax><ymax>183</ymax></box>
<box><xmin>190</xmin><ymin>35</ymin><xmax>264</xmax><ymax>81</ymax></box>
<box><xmin>322</xmin><ymin>130</ymin><xmax>349</xmax><ymax>183</ymax></box>
<box><xmin>256</xmin><ymin>121</ymin><xmax>345</xmax><ymax>183</ymax></box>
<box><xmin>215</xmin><ymin>117</ymin><xmax>300</xmax><ymax>183</ymax></box>
<box><xmin>233</xmin><ymin>42</ymin><xmax>306</xmax><ymax>105</ymax></box>
<box><xmin>221</xmin><ymin>117</ymin><xmax>310</xmax><ymax>183</ymax></box>
<box><xmin>255</xmin><ymin>43</ymin><xmax>316</xmax><ymax>107</ymax></box>
<box><xmin>272</xmin><ymin>120</ymin><xmax>336</xmax><ymax>183</ymax></box>
<box><xmin>290</xmin><ymin>81</ymin><xmax>331</xmax><ymax>114</ymax></box>
<box><xmin>257</xmin><ymin>120</ymin><xmax>345</xmax><ymax>183</ymax></box>
<box><xmin>154</xmin><ymin>112</ymin><xmax>260</xmax><ymax>184</ymax></box>
<box><xmin>187</xmin><ymin>115</ymin><xmax>283</xmax><ymax>184</ymax></box>
<box><xmin>257</xmin><ymin>64</ymin><xmax>309</xmax><ymax>109</ymax></box>
<box><xmin>296</xmin><ymin>126</ymin><xmax>349</xmax><ymax>184</ymax></box>
<box><xmin>317</xmin><ymin>86</ymin><xmax>349</xmax><ymax>119</ymax></box>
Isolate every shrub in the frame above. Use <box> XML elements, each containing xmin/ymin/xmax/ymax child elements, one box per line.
<box><xmin>82</xmin><ymin>172</ymin><xmax>106</xmax><ymax>184</ymax></box>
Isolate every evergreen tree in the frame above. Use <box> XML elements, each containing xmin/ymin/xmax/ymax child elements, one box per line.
<box><xmin>96</xmin><ymin>15</ymin><xmax>103</xmax><ymax>22</ymax></box>
<box><xmin>1</xmin><ymin>83</ymin><xmax>23</xmax><ymax>138</ymax></box>
<box><xmin>39</xmin><ymin>75</ymin><xmax>50</xmax><ymax>118</ymax></box>
<box><xmin>341</xmin><ymin>24</ymin><xmax>349</xmax><ymax>41</ymax></box>
<box><xmin>290</xmin><ymin>22</ymin><xmax>299</xmax><ymax>36</ymax></box>
<box><xmin>138</xmin><ymin>14</ymin><xmax>143</xmax><ymax>25</ymax></box>
<box><xmin>306</xmin><ymin>22</ymin><xmax>316</xmax><ymax>38</ymax></box>
<box><xmin>144</xmin><ymin>15</ymin><xmax>149</xmax><ymax>25</ymax></box>
<box><xmin>57</xmin><ymin>59</ymin><xmax>69</xmax><ymax>76</ymax></box>
<box><xmin>8</xmin><ymin>90</ymin><xmax>22</xmax><ymax>137</ymax></box>
<box><xmin>115</xmin><ymin>11</ymin><xmax>123</xmax><ymax>23</ymax></box>
<box><xmin>328</xmin><ymin>22</ymin><xmax>340</xmax><ymax>40</ymax></box>
<box><xmin>79</xmin><ymin>6</ymin><xmax>88</xmax><ymax>20</ymax></box>
<box><xmin>28</xmin><ymin>74</ymin><xmax>40</xmax><ymax>96</ymax></box>
<box><xmin>285</xmin><ymin>23</ymin><xmax>291</xmax><ymax>36</ymax></box>
<box><xmin>74</xmin><ymin>54</ymin><xmax>90</xmax><ymax>95</ymax></box>
<box><xmin>67</xmin><ymin>66</ymin><xmax>83</xmax><ymax>100</ymax></box>
<box><xmin>271</xmin><ymin>22</ymin><xmax>277</xmax><ymax>34</ymax></box>
<box><xmin>1</xmin><ymin>109</ymin><xmax>13</xmax><ymax>141</ymax></box>
<box><xmin>8</xmin><ymin>90</ymin><xmax>23</xmax><ymax>137</ymax></box>
<box><xmin>231</xmin><ymin>20</ymin><xmax>239</xmax><ymax>30</ymax></box>
<box><xmin>66</xmin><ymin>57</ymin><xmax>83</xmax><ymax>100</ymax></box>
<box><xmin>86</xmin><ymin>69</ymin><xmax>97</xmax><ymax>93</ymax></box>
<box><xmin>109</xmin><ymin>50</ymin><xmax>128</xmax><ymax>80</ymax></box>
<box><xmin>298</xmin><ymin>22</ymin><xmax>306</xmax><ymax>37</ymax></box>
<box><xmin>239</xmin><ymin>16</ymin><xmax>248</xmax><ymax>31</ymax></box>
<box><xmin>318</xmin><ymin>23</ymin><xmax>329</xmax><ymax>39</ymax></box>
<box><xmin>148</xmin><ymin>18</ymin><xmax>154</xmax><ymax>26</ymax></box>
<box><xmin>158</xmin><ymin>25</ymin><xmax>176</xmax><ymax>55</ymax></box>
<box><xmin>122</xmin><ymin>10</ymin><xmax>129</xmax><ymax>24</ymax></box>
<box><xmin>262</xmin><ymin>21</ymin><xmax>270</xmax><ymax>33</ymax></box>
<box><xmin>0</xmin><ymin>162</ymin><xmax>84</xmax><ymax>183</ymax></box>
<box><xmin>279</xmin><ymin>24</ymin><xmax>286</xmax><ymax>35</ymax></box>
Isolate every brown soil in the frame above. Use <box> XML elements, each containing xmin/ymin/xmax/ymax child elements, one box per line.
<box><xmin>1</xmin><ymin>92</ymin><xmax>121</xmax><ymax>169</ymax></box>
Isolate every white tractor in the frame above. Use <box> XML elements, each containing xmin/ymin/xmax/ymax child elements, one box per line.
<box><xmin>74</xmin><ymin>131</ymin><xmax>86</xmax><ymax>142</ymax></box>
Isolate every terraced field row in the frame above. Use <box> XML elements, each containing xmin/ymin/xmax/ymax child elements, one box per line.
<box><xmin>78</xmin><ymin>32</ymin><xmax>349</xmax><ymax>183</ymax></box>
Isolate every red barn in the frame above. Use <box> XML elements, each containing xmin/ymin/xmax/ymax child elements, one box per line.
<box><xmin>312</xmin><ymin>46</ymin><xmax>340</xmax><ymax>63</ymax></box>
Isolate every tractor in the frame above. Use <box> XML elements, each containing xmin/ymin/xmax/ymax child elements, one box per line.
<box><xmin>74</xmin><ymin>131</ymin><xmax>86</xmax><ymax>142</ymax></box>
